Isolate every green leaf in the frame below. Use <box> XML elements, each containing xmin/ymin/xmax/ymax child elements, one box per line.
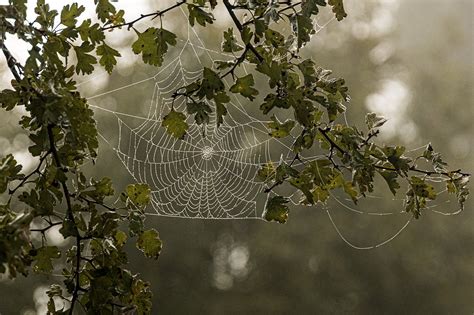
<box><xmin>60</xmin><ymin>3</ymin><xmax>85</xmax><ymax>27</ymax></box>
<box><xmin>241</xmin><ymin>26</ymin><xmax>253</xmax><ymax>45</ymax></box>
<box><xmin>256</xmin><ymin>162</ymin><xmax>276</xmax><ymax>182</ymax></box>
<box><xmin>96</xmin><ymin>43</ymin><xmax>120</xmax><ymax>73</ymax></box>
<box><xmin>74</xmin><ymin>42</ymin><xmax>97</xmax><ymax>75</ymax></box>
<box><xmin>311</xmin><ymin>186</ymin><xmax>330</xmax><ymax>203</ymax></box>
<box><xmin>382</xmin><ymin>146</ymin><xmax>411</xmax><ymax>174</ymax></box>
<box><xmin>291</xmin><ymin>14</ymin><xmax>314</xmax><ymax>48</ymax></box>
<box><xmin>342</xmin><ymin>180</ymin><xmax>358</xmax><ymax>203</ymax></box>
<box><xmin>0</xmin><ymin>89</ymin><xmax>21</xmax><ymax>110</ymax></box>
<box><xmin>132</xmin><ymin>27</ymin><xmax>177</xmax><ymax>67</ymax></box>
<box><xmin>328</xmin><ymin>0</ymin><xmax>347</xmax><ymax>21</ymax></box>
<box><xmin>78</xmin><ymin>19</ymin><xmax>105</xmax><ymax>44</ymax></box>
<box><xmin>230</xmin><ymin>74</ymin><xmax>258</xmax><ymax>100</ymax></box>
<box><xmin>0</xmin><ymin>154</ymin><xmax>23</xmax><ymax>193</ymax></box>
<box><xmin>365</xmin><ymin>112</ymin><xmax>387</xmax><ymax>130</ymax></box>
<box><xmin>114</xmin><ymin>230</ymin><xmax>127</xmax><ymax>247</ymax></box>
<box><xmin>222</xmin><ymin>28</ymin><xmax>243</xmax><ymax>53</ymax></box>
<box><xmin>32</xmin><ymin>246</ymin><xmax>61</xmax><ymax>273</ymax></box>
<box><xmin>186</xmin><ymin>102</ymin><xmax>211</xmax><ymax>125</ymax></box>
<box><xmin>263</xmin><ymin>195</ymin><xmax>290</xmax><ymax>224</ymax></box>
<box><xmin>214</xmin><ymin>92</ymin><xmax>230</xmax><ymax>128</ymax></box>
<box><xmin>275</xmin><ymin>161</ymin><xmax>299</xmax><ymax>183</ymax></box>
<box><xmin>161</xmin><ymin>109</ymin><xmax>189</xmax><ymax>139</ymax></box>
<box><xmin>126</xmin><ymin>183</ymin><xmax>151</xmax><ymax>207</ymax></box>
<box><xmin>267</xmin><ymin>115</ymin><xmax>295</xmax><ymax>138</ymax></box>
<box><xmin>289</xmin><ymin>173</ymin><xmax>314</xmax><ymax>203</ymax></box>
<box><xmin>137</xmin><ymin>229</ymin><xmax>162</xmax><ymax>259</ymax></box>
<box><xmin>188</xmin><ymin>4</ymin><xmax>214</xmax><ymax>27</ymax></box>
<box><xmin>410</xmin><ymin>176</ymin><xmax>437</xmax><ymax>200</ymax></box>
<box><xmin>95</xmin><ymin>0</ymin><xmax>117</xmax><ymax>22</ymax></box>
<box><xmin>256</xmin><ymin>60</ymin><xmax>283</xmax><ymax>89</ymax></box>
<box><xmin>81</xmin><ymin>177</ymin><xmax>115</xmax><ymax>202</ymax></box>
<box><xmin>260</xmin><ymin>93</ymin><xmax>289</xmax><ymax>114</ymax></box>
<box><xmin>264</xmin><ymin>29</ymin><xmax>285</xmax><ymax>48</ymax></box>
<box><xmin>378</xmin><ymin>170</ymin><xmax>400</xmax><ymax>195</ymax></box>
<box><xmin>198</xmin><ymin>67</ymin><xmax>225</xmax><ymax>99</ymax></box>
<box><xmin>301</xmin><ymin>0</ymin><xmax>326</xmax><ymax>17</ymax></box>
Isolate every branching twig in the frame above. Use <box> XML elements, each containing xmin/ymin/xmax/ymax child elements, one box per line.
<box><xmin>9</xmin><ymin>151</ymin><xmax>51</xmax><ymax>196</ymax></box>
<box><xmin>101</xmin><ymin>1</ymin><xmax>187</xmax><ymax>31</ymax></box>
<box><xmin>223</xmin><ymin>0</ymin><xmax>263</xmax><ymax>63</ymax></box>
<box><xmin>0</xmin><ymin>39</ymin><xmax>22</xmax><ymax>82</ymax></box>
<box><xmin>47</xmin><ymin>124</ymin><xmax>81</xmax><ymax>315</ymax></box>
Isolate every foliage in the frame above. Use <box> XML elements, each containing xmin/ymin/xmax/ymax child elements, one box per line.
<box><xmin>0</xmin><ymin>0</ymin><xmax>470</xmax><ymax>314</ymax></box>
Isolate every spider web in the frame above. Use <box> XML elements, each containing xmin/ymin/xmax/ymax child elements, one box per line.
<box><xmin>83</xmin><ymin>9</ymin><xmax>462</xmax><ymax>249</ymax></box>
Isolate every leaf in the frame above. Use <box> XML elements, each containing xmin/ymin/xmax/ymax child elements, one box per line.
<box><xmin>275</xmin><ymin>161</ymin><xmax>299</xmax><ymax>183</ymax></box>
<box><xmin>74</xmin><ymin>42</ymin><xmax>97</xmax><ymax>75</ymax></box>
<box><xmin>267</xmin><ymin>115</ymin><xmax>295</xmax><ymax>138</ymax></box>
<box><xmin>263</xmin><ymin>195</ymin><xmax>290</xmax><ymax>224</ymax></box>
<box><xmin>95</xmin><ymin>0</ymin><xmax>117</xmax><ymax>23</ymax></box>
<box><xmin>260</xmin><ymin>93</ymin><xmax>289</xmax><ymax>114</ymax></box>
<box><xmin>342</xmin><ymin>181</ymin><xmax>358</xmax><ymax>203</ymax></box>
<box><xmin>198</xmin><ymin>67</ymin><xmax>225</xmax><ymax>99</ymax></box>
<box><xmin>297</xmin><ymin>59</ymin><xmax>317</xmax><ymax>85</ymax></box>
<box><xmin>382</xmin><ymin>146</ymin><xmax>411</xmax><ymax>174</ymax></box>
<box><xmin>446</xmin><ymin>175</ymin><xmax>470</xmax><ymax>210</ymax></box>
<box><xmin>32</xmin><ymin>246</ymin><xmax>61</xmax><ymax>273</ymax></box>
<box><xmin>96</xmin><ymin>43</ymin><xmax>120</xmax><ymax>74</ymax></box>
<box><xmin>78</xmin><ymin>19</ymin><xmax>105</xmax><ymax>44</ymax></box>
<box><xmin>114</xmin><ymin>230</ymin><xmax>127</xmax><ymax>247</ymax></box>
<box><xmin>311</xmin><ymin>186</ymin><xmax>330</xmax><ymax>203</ymax></box>
<box><xmin>241</xmin><ymin>26</ymin><xmax>253</xmax><ymax>45</ymax></box>
<box><xmin>162</xmin><ymin>109</ymin><xmax>189</xmax><ymax>139</ymax></box>
<box><xmin>289</xmin><ymin>174</ymin><xmax>314</xmax><ymax>203</ymax></box>
<box><xmin>378</xmin><ymin>170</ymin><xmax>400</xmax><ymax>195</ymax></box>
<box><xmin>230</xmin><ymin>74</ymin><xmax>259</xmax><ymax>100</ymax></box>
<box><xmin>186</xmin><ymin>101</ymin><xmax>211</xmax><ymax>125</ymax></box>
<box><xmin>126</xmin><ymin>183</ymin><xmax>151</xmax><ymax>207</ymax></box>
<box><xmin>0</xmin><ymin>89</ymin><xmax>21</xmax><ymax>110</ymax></box>
<box><xmin>81</xmin><ymin>177</ymin><xmax>115</xmax><ymax>202</ymax></box>
<box><xmin>188</xmin><ymin>4</ymin><xmax>214</xmax><ymax>27</ymax></box>
<box><xmin>328</xmin><ymin>0</ymin><xmax>347</xmax><ymax>21</ymax></box>
<box><xmin>132</xmin><ymin>27</ymin><xmax>177</xmax><ymax>67</ymax></box>
<box><xmin>137</xmin><ymin>229</ymin><xmax>162</xmax><ymax>259</ymax></box>
<box><xmin>60</xmin><ymin>3</ymin><xmax>85</xmax><ymax>27</ymax></box>
<box><xmin>410</xmin><ymin>176</ymin><xmax>437</xmax><ymax>200</ymax></box>
<box><xmin>256</xmin><ymin>60</ymin><xmax>283</xmax><ymax>88</ymax></box>
<box><xmin>222</xmin><ymin>28</ymin><xmax>243</xmax><ymax>53</ymax></box>
<box><xmin>256</xmin><ymin>162</ymin><xmax>276</xmax><ymax>182</ymax></box>
<box><xmin>214</xmin><ymin>92</ymin><xmax>230</xmax><ymax>128</ymax></box>
<box><xmin>365</xmin><ymin>112</ymin><xmax>387</xmax><ymax>130</ymax></box>
<box><xmin>301</xmin><ymin>0</ymin><xmax>326</xmax><ymax>17</ymax></box>
<box><xmin>0</xmin><ymin>154</ymin><xmax>23</xmax><ymax>193</ymax></box>
<box><xmin>264</xmin><ymin>29</ymin><xmax>285</xmax><ymax>48</ymax></box>
<box><xmin>290</xmin><ymin>14</ymin><xmax>315</xmax><ymax>48</ymax></box>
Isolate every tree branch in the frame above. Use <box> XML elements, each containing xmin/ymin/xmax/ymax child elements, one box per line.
<box><xmin>46</xmin><ymin>124</ymin><xmax>81</xmax><ymax>315</ymax></box>
<box><xmin>222</xmin><ymin>0</ymin><xmax>263</xmax><ymax>63</ymax></box>
<box><xmin>101</xmin><ymin>1</ymin><xmax>188</xmax><ymax>31</ymax></box>
<box><xmin>0</xmin><ymin>39</ymin><xmax>22</xmax><ymax>82</ymax></box>
<box><xmin>9</xmin><ymin>151</ymin><xmax>51</xmax><ymax>196</ymax></box>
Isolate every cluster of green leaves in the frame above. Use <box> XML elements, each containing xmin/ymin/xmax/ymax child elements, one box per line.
<box><xmin>129</xmin><ymin>0</ymin><xmax>466</xmax><ymax>223</ymax></box>
<box><xmin>0</xmin><ymin>0</ymin><xmax>162</xmax><ymax>313</ymax></box>
<box><xmin>0</xmin><ymin>0</ymin><xmax>470</xmax><ymax>313</ymax></box>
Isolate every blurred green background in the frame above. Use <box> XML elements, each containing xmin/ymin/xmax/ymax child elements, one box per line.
<box><xmin>0</xmin><ymin>0</ymin><xmax>472</xmax><ymax>314</ymax></box>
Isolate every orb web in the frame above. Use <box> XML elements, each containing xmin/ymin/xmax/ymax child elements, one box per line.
<box><xmin>83</xmin><ymin>8</ymin><xmax>463</xmax><ymax>249</ymax></box>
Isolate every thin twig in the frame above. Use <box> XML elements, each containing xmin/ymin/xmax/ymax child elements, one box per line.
<box><xmin>101</xmin><ymin>1</ymin><xmax>188</xmax><ymax>31</ymax></box>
